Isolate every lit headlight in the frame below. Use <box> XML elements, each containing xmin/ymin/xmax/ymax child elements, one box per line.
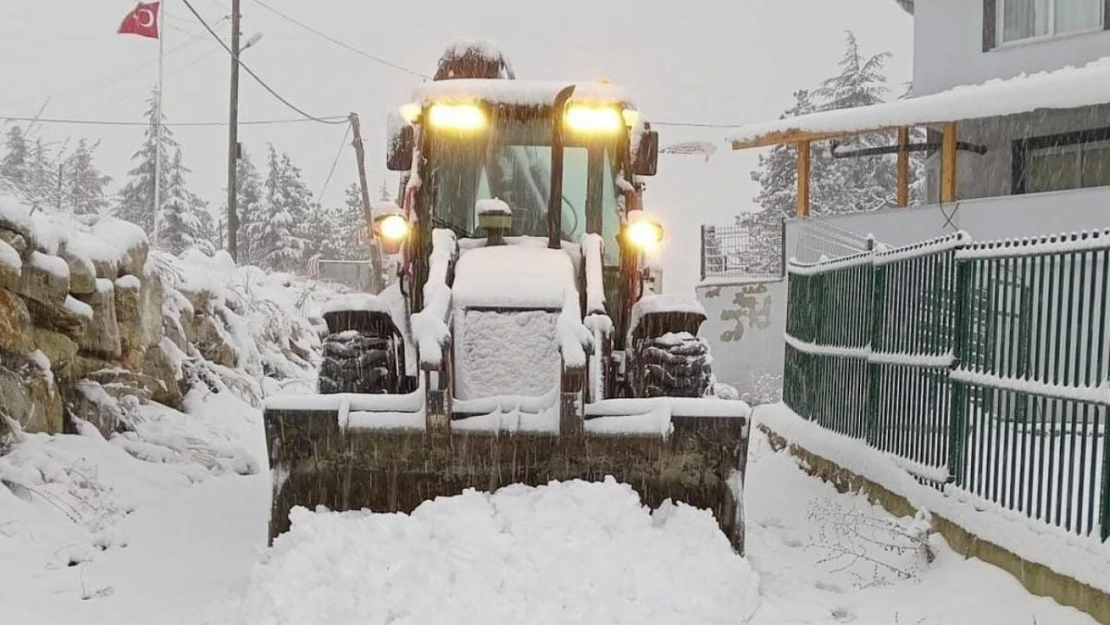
<box><xmin>427</xmin><ymin>103</ymin><xmax>486</xmax><ymax>130</ymax></box>
<box><xmin>377</xmin><ymin>214</ymin><xmax>410</xmax><ymax>241</ymax></box>
<box><xmin>398</xmin><ymin>102</ymin><xmax>421</xmax><ymax>124</ymax></box>
<box><xmin>565</xmin><ymin>105</ymin><xmax>623</xmax><ymax>133</ymax></box>
<box><xmin>625</xmin><ymin>218</ymin><xmax>664</xmax><ymax>250</ymax></box>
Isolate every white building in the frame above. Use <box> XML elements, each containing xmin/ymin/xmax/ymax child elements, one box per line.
<box><xmin>700</xmin><ymin>0</ymin><xmax>1110</xmax><ymax>397</ymax></box>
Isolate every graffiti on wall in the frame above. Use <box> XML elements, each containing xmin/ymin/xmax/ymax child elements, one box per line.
<box><xmin>720</xmin><ymin>283</ymin><xmax>773</xmax><ymax>342</ymax></box>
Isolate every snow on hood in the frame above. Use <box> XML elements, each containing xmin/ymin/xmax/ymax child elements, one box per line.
<box><xmin>452</xmin><ymin>244</ymin><xmax>577</xmax><ymax>310</ymax></box>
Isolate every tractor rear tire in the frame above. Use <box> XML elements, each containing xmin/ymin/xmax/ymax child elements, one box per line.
<box><xmin>640</xmin><ymin>333</ymin><xmax>711</xmax><ymax>398</ymax></box>
<box><xmin>317</xmin><ymin>330</ymin><xmax>399</xmax><ymax>394</ymax></box>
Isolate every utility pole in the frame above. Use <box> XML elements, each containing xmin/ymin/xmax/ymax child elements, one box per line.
<box><xmin>348</xmin><ymin>113</ymin><xmax>384</xmax><ymax>294</ymax></box>
<box><xmin>226</xmin><ymin>0</ymin><xmax>241</xmax><ymax>261</ymax></box>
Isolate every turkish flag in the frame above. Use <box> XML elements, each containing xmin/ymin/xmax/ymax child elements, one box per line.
<box><xmin>118</xmin><ymin>2</ymin><xmax>160</xmax><ymax>39</ymax></box>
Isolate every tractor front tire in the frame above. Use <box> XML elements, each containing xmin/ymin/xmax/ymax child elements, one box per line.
<box><xmin>317</xmin><ymin>330</ymin><xmax>398</xmax><ymax>394</ymax></box>
<box><xmin>640</xmin><ymin>332</ymin><xmax>712</xmax><ymax>398</ymax></box>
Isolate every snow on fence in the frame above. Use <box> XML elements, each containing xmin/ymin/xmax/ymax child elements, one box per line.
<box><xmin>783</xmin><ymin>229</ymin><xmax>1110</xmax><ymax>541</ymax></box>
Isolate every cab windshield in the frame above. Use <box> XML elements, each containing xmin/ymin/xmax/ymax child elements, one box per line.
<box><xmin>424</xmin><ymin>110</ymin><xmax>624</xmax><ymax>265</ymax></box>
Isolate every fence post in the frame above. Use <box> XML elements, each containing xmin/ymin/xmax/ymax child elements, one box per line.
<box><xmin>700</xmin><ymin>224</ymin><xmax>707</xmax><ymax>281</ymax></box>
<box><xmin>866</xmin><ymin>261</ymin><xmax>885</xmax><ymax>447</ymax></box>
<box><xmin>947</xmin><ymin>257</ymin><xmax>973</xmax><ymax>484</ymax></box>
<box><xmin>1102</xmin><ymin>422</ymin><xmax>1110</xmax><ymax>541</ymax></box>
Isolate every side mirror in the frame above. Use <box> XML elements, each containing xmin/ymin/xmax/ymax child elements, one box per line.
<box><xmin>633</xmin><ymin>129</ymin><xmax>659</xmax><ymax>177</ymax></box>
<box><xmin>386</xmin><ymin>113</ymin><xmax>414</xmax><ymax>172</ymax></box>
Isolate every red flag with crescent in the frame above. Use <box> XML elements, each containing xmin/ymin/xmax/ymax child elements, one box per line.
<box><xmin>118</xmin><ymin>2</ymin><xmax>160</xmax><ymax>39</ymax></box>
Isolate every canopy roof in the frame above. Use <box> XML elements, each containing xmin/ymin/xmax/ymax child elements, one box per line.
<box><xmin>730</xmin><ymin>56</ymin><xmax>1110</xmax><ymax>149</ymax></box>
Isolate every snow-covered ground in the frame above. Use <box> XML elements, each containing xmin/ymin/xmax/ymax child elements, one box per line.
<box><xmin>3</xmin><ymin>395</ymin><xmax>1101</xmax><ymax>624</ymax></box>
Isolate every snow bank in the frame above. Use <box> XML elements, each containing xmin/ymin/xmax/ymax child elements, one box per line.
<box><xmin>757</xmin><ymin>403</ymin><xmax>1110</xmax><ymax>595</ymax></box>
<box><xmin>208</xmin><ymin>479</ymin><xmax>760</xmax><ymax>625</ymax></box>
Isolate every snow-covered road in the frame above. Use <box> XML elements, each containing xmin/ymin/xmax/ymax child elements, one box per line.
<box><xmin>1</xmin><ymin>402</ymin><xmax>1100</xmax><ymax>625</ymax></box>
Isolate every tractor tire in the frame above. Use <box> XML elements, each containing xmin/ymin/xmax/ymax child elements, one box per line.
<box><xmin>317</xmin><ymin>330</ymin><xmax>399</xmax><ymax>394</ymax></box>
<box><xmin>639</xmin><ymin>333</ymin><xmax>711</xmax><ymax>398</ymax></box>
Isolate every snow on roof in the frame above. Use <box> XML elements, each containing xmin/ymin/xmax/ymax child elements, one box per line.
<box><xmin>412</xmin><ymin>79</ymin><xmax>631</xmax><ymax>108</ymax></box>
<box><xmin>452</xmin><ymin>244</ymin><xmax>577</xmax><ymax>310</ymax></box>
<box><xmin>730</xmin><ymin>56</ymin><xmax>1110</xmax><ymax>148</ymax></box>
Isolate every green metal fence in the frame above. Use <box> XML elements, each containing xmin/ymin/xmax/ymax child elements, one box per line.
<box><xmin>783</xmin><ymin>229</ymin><xmax>1110</xmax><ymax>540</ymax></box>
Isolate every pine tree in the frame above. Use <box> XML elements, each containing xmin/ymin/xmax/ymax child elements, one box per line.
<box><xmin>116</xmin><ymin>89</ymin><xmax>177</xmax><ymax>233</ymax></box>
<box><xmin>62</xmin><ymin>139</ymin><xmax>112</xmax><ymax>215</ymax></box>
<box><xmin>812</xmin><ymin>32</ymin><xmax>897</xmax><ymax>214</ymax></box>
<box><xmin>251</xmin><ymin>145</ymin><xmax>312</xmax><ymax>270</ymax></box>
<box><xmin>750</xmin><ymin>90</ymin><xmax>821</xmax><ymax>219</ymax></box>
<box><xmin>26</xmin><ymin>139</ymin><xmax>62</xmax><ymax>212</ymax></box>
<box><xmin>1</xmin><ymin>125</ymin><xmax>29</xmax><ymax>194</ymax></box>
<box><xmin>231</xmin><ymin>147</ymin><xmax>265</xmax><ymax>265</ymax></box>
<box><xmin>159</xmin><ymin>149</ymin><xmax>215</xmax><ymax>255</ymax></box>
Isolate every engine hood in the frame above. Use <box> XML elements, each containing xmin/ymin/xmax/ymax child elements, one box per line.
<box><xmin>452</xmin><ymin>244</ymin><xmax>578</xmax><ymax>310</ymax></box>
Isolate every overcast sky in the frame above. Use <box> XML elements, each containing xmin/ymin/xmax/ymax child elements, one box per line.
<box><xmin>0</xmin><ymin>0</ymin><xmax>912</xmax><ymax>295</ymax></box>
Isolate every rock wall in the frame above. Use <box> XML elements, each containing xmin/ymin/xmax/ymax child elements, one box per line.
<box><xmin>0</xmin><ymin>199</ymin><xmax>320</xmax><ymax>439</ymax></box>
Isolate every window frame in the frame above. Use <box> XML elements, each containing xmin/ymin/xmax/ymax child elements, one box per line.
<box><xmin>1011</xmin><ymin>126</ymin><xmax>1110</xmax><ymax>194</ymax></box>
<box><xmin>987</xmin><ymin>0</ymin><xmax>1108</xmax><ymax>49</ymax></box>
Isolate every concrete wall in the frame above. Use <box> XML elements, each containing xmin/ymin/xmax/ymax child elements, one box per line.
<box><xmin>786</xmin><ymin>185</ymin><xmax>1110</xmax><ymax>255</ymax></box>
<box><xmin>914</xmin><ymin>0</ymin><xmax>1110</xmax><ymax>95</ymax></box>
<box><xmin>696</xmin><ymin>279</ymin><xmax>787</xmax><ymax>402</ymax></box>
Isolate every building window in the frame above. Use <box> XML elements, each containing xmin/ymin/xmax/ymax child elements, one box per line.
<box><xmin>1013</xmin><ymin>127</ymin><xmax>1110</xmax><ymax>194</ymax></box>
<box><xmin>997</xmin><ymin>0</ymin><xmax>1105</xmax><ymax>45</ymax></box>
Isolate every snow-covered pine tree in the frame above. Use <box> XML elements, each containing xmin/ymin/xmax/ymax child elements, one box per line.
<box><xmin>159</xmin><ymin>149</ymin><xmax>216</xmax><ymax>255</ymax></box>
<box><xmin>251</xmin><ymin>145</ymin><xmax>312</xmax><ymax>270</ymax></box>
<box><xmin>232</xmin><ymin>147</ymin><xmax>265</xmax><ymax>265</ymax></box>
<box><xmin>26</xmin><ymin>138</ymin><xmax>62</xmax><ymax>212</ymax></box>
<box><xmin>1</xmin><ymin>125</ymin><xmax>29</xmax><ymax>194</ymax></box>
<box><xmin>62</xmin><ymin>139</ymin><xmax>112</xmax><ymax>215</ymax></box>
<box><xmin>116</xmin><ymin>89</ymin><xmax>177</xmax><ymax>233</ymax></box>
<box><xmin>812</xmin><ymin>32</ymin><xmax>897</xmax><ymax>214</ymax></box>
<box><xmin>327</xmin><ymin>183</ymin><xmax>368</xmax><ymax>260</ymax></box>
<box><xmin>750</xmin><ymin>89</ymin><xmax>819</xmax><ymax>219</ymax></box>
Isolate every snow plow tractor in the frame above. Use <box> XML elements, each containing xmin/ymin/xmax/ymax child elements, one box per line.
<box><xmin>263</xmin><ymin>43</ymin><xmax>750</xmax><ymax>553</ymax></box>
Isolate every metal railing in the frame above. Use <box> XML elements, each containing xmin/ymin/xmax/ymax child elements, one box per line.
<box><xmin>700</xmin><ymin>217</ymin><xmax>787</xmax><ymax>281</ymax></box>
<box><xmin>784</xmin><ymin>229</ymin><xmax>1110</xmax><ymax>540</ymax></box>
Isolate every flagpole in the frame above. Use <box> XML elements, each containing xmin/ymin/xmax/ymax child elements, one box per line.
<box><xmin>152</xmin><ymin>0</ymin><xmax>165</xmax><ymax>245</ymax></box>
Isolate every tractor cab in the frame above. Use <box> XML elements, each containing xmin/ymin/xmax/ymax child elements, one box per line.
<box><xmin>385</xmin><ymin>79</ymin><xmax>660</xmax><ymax>345</ymax></box>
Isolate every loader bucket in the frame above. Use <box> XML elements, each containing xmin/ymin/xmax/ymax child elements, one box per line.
<box><xmin>263</xmin><ymin>391</ymin><xmax>750</xmax><ymax>553</ymax></box>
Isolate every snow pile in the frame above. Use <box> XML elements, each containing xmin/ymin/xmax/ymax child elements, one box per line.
<box><xmin>758</xmin><ymin>404</ymin><xmax>1110</xmax><ymax>595</ymax></box>
<box><xmin>208</xmin><ymin>479</ymin><xmax>761</xmax><ymax>625</ymax></box>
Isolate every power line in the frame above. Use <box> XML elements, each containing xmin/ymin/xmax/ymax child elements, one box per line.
<box><xmin>0</xmin><ymin>115</ymin><xmax>347</xmax><ymax>127</ymax></box>
<box><xmin>318</xmin><ymin>124</ymin><xmax>352</xmax><ymax>200</ymax></box>
<box><xmin>652</xmin><ymin>121</ymin><xmax>745</xmax><ymax>129</ymax></box>
<box><xmin>250</xmin><ymin>0</ymin><xmax>429</xmax><ymax>79</ymax></box>
<box><xmin>179</xmin><ymin>0</ymin><xmax>347</xmax><ymax>124</ymax></box>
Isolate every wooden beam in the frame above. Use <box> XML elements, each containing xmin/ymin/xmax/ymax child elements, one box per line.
<box><xmin>796</xmin><ymin>139</ymin><xmax>811</xmax><ymax>219</ymax></box>
<box><xmin>896</xmin><ymin>126</ymin><xmax>910</xmax><ymax>208</ymax></box>
<box><xmin>941</xmin><ymin>121</ymin><xmax>958</xmax><ymax>203</ymax></box>
<box><xmin>731</xmin><ymin>129</ymin><xmax>862</xmax><ymax>150</ymax></box>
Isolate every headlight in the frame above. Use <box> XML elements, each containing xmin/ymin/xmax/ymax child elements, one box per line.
<box><xmin>427</xmin><ymin>103</ymin><xmax>486</xmax><ymax>130</ymax></box>
<box><xmin>377</xmin><ymin>214</ymin><xmax>410</xmax><ymax>241</ymax></box>
<box><xmin>565</xmin><ymin>105</ymin><xmax>623</xmax><ymax>133</ymax></box>
<box><xmin>625</xmin><ymin>218</ymin><xmax>664</xmax><ymax>250</ymax></box>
